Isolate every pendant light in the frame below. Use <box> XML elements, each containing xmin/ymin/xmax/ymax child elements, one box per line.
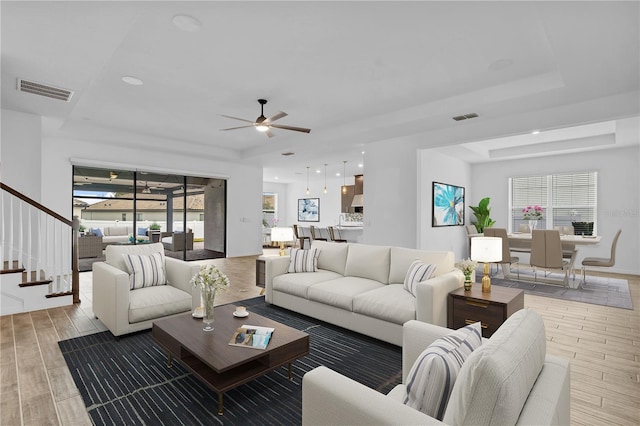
<box><xmin>341</xmin><ymin>161</ymin><xmax>347</xmax><ymax>194</ymax></box>
<box><xmin>306</xmin><ymin>166</ymin><xmax>310</xmax><ymax>195</ymax></box>
<box><xmin>323</xmin><ymin>164</ymin><xmax>327</xmax><ymax>194</ymax></box>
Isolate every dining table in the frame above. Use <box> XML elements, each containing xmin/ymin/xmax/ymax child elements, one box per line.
<box><xmin>471</xmin><ymin>232</ymin><xmax>602</xmax><ymax>288</ymax></box>
<box><xmin>510</xmin><ymin>232</ymin><xmax>601</xmax><ymax>287</ymax></box>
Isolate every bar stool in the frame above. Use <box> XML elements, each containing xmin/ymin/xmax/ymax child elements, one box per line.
<box><xmin>327</xmin><ymin>226</ymin><xmax>347</xmax><ymax>243</ymax></box>
<box><xmin>309</xmin><ymin>225</ymin><xmax>327</xmax><ymax>242</ymax></box>
<box><xmin>293</xmin><ymin>224</ymin><xmax>310</xmax><ymax>249</ymax></box>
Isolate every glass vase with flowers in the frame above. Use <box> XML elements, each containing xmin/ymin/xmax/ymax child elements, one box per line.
<box><xmin>455</xmin><ymin>258</ymin><xmax>478</xmax><ymax>291</ymax></box>
<box><xmin>522</xmin><ymin>205</ymin><xmax>543</xmax><ymax>231</ymax></box>
<box><xmin>190</xmin><ymin>265</ymin><xmax>230</xmax><ymax>331</ymax></box>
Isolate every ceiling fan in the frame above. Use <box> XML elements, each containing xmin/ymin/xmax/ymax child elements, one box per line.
<box><xmin>139</xmin><ymin>181</ymin><xmax>161</xmax><ymax>194</ymax></box>
<box><xmin>220</xmin><ymin>99</ymin><xmax>311</xmax><ymax>138</ymax></box>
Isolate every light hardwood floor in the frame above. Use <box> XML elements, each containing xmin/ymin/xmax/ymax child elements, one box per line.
<box><xmin>1</xmin><ymin>255</ymin><xmax>638</xmax><ymax>425</ymax></box>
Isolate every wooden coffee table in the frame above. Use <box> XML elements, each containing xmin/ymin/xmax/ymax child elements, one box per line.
<box><xmin>152</xmin><ymin>304</ymin><xmax>310</xmax><ymax>415</ymax></box>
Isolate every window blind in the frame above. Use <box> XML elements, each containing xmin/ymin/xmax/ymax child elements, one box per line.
<box><xmin>509</xmin><ymin>172</ymin><xmax>597</xmax><ymax>233</ymax></box>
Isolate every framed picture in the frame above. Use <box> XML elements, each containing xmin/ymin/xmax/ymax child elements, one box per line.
<box><xmin>432</xmin><ymin>182</ymin><xmax>465</xmax><ymax>227</ymax></box>
<box><xmin>298</xmin><ymin>198</ymin><xmax>320</xmax><ymax>222</ymax></box>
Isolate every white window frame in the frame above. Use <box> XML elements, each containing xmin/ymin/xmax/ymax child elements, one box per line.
<box><xmin>509</xmin><ymin>171</ymin><xmax>597</xmax><ymax>234</ymax></box>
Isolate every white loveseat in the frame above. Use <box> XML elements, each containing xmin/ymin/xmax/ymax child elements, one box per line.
<box><xmin>302</xmin><ymin>309</ymin><xmax>570</xmax><ymax>425</ymax></box>
<box><xmin>264</xmin><ymin>241</ymin><xmax>464</xmax><ymax>345</ymax></box>
<box><xmin>92</xmin><ymin>242</ymin><xmax>200</xmax><ymax>336</ymax></box>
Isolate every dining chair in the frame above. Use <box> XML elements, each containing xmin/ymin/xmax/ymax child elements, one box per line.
<box><xmin>483</xmin><ymin>228</ymin><xmax>519</xmax><ymax>279</ymax></box>
<box><xmin>530</xmin><ymin>230</ymin><xmax>570</xmax><ymax>287</ymax></box>
<box><xmin>581</xmin><ymin>229</ymin><xmax>621</xmax><ymax>285</ymax></box>
<box><xmin>327</xmin><ymin>226</ymin><xmax>347</xmax><ymax>243</ymax></box>
<box><xmin>465</xmin><ymin>225</ymin><xmax>478</xmax><ymax>256</ymax></box>
<box><xmin>309</xmin><ymin>225</ymin><xmax>327</xmax><ymax>242</ymax></box>
<box><xmin>293</xmin><ymin>224</ymin><xmax>311</xmax><ymax>249</ymax></box>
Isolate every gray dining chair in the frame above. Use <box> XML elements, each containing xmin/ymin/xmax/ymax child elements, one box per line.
<box><xmin>530</xmin><ymin>229</ymin><xmax>570</xmax><ymax>287</ymax></box>
<box><xmin>483</xmin><ymin>228</ymin><xmax>520</xmax><ymax>279</ymax></box>
<box><xmin>581</xmin><ymin>229</ymin><xmax>621</xmax><ymax>285</ymax></box>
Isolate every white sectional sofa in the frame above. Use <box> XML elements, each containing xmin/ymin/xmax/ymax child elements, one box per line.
<box><xmin>264</xmin><ymin>241</ymin><xmax>464</xmax><ymax>345</ymax></box>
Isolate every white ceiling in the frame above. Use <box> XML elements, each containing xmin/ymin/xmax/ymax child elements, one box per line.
<box><xmin>2</xmin><ymin>1</ymin><xmax>638</xmax><ymax>184</ymax></box>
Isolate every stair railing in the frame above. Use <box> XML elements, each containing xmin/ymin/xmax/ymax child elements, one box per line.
<box><xmin>0</xmin><ymin>183</ymin><xmax>78</xmax><ymax>302</ymax></box>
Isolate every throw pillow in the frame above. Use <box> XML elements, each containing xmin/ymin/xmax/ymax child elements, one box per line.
<box><xmin>403</xmin><ymin>260</ymin><xmax>436</xmax><ymax>296</ymax></box>
<box><xmin>90</xmin><ymin>227</ymin><xmax>104</xmax><ymax>237</ymax></box>
<box><xmin>122</xmin><ymin>252</ymin><xmax>167</xmax><ymax>290</ymax></box>
<box><xmin>137</xmin><ymin>227</ymin><xmax>148</xmax><ymax>236</ymax></box>
<box><xmin>288</xmin><ymin>248</ymin><xmax>320</xmax><ymax>273</ymax></box>
<box><xmin>403</xmin><ymin>322</ymin><xmax>482</xmax><ymax>420</ymax></box>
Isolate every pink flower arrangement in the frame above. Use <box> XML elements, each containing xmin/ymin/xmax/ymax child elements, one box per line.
<box><xmin>522</xmin><ymin>205</ymin><xmax>543</xmax><ymax>220</ymax></box>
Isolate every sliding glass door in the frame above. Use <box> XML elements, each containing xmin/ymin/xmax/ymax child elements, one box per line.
<box><xmin>73</xmin><ymin>166</ymin><xmax>226</xmax><ymax>265</ymax></box>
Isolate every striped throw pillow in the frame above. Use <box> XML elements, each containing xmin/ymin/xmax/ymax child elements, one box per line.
<box><xmin>403</xmin><ymin>322</ymin><xmax>482</xmax><ymax>420</ymax></box>
<box><xmin>122</xmin><ymin>252</ymin><xmax>167</xmax><ymax>290</ymax></box>
<box><xmin>403</xmin><ymin>260</ymin><xmax>437</xmax><ymax>296</ymax></box>
<box><xmin>287</xmin><ymin>248</ymin><xmax>320</xmax><ymax>273</ymax></box>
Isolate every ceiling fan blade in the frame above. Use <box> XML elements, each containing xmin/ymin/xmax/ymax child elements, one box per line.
<box><xmin>220</xmin><ymin>125</ymin><xmax>254</xmax><ymax>131</ymax></box>
<box><xmin>219</xmin><ymin>114</ymin><xmax>255</xmax><ymax>124</ymax></box>
<box><xmin>264</xmin><ymin>111</ymin><xmax>287</xmax><ymax>123</ymax></box>
<box><xmin>265</xmin><ymin>129</ymin><xmax>275</xmax><ymax>138</ymax></box>
<box><xmin>270</xmin><ymin>124</ymin><xmax>311</xmax><ymax>133</ymax></box>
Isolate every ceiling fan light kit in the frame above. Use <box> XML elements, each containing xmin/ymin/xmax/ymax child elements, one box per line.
<box><xmin>220</xmin><ymin>99</ymin><xmax>311</xmax><ymax>138</ymax></box>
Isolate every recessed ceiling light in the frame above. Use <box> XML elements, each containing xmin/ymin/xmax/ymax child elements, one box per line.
<box><xmin>336</xmin><ymin>173</ymin><xmax>341</xmax><ymax>177</ymax></box>
<box><xmin>531</xmin><ymin>130</ymin><xmax>540</xmax><ymax>135</ymax></box>
<box><xmin>358</xmin><ymin>163</ymin><xmax>363</xmax><ymax>168</ymax></box>
<box><xmin>173</xmin><ymin>15</ymin><xmax>201</xmax><ymax>32</ymax></box>
<box><xmin>121</xmin><ymin>76</ymin><xmax>143</xmax><ymax>86</ymax></box>
<box><xmin>274</xmin><ymin>176</ymin><xmax>279</xmax><ymax>180</ymax></box>
<box><xmin>315</xmin><ymin>169</ymin><xmax>321</xmax><ymax>174</ymax></box>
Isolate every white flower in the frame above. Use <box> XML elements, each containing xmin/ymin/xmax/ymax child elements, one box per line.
<box><xmin>455</xmin><ymin>258</ymin><xmax>477</xmax><ymax>276</ymax></box>
<box><xmin>190</xmin><ymin>264</ymin><xmax>230</xmax><ymax>293</ymax></box>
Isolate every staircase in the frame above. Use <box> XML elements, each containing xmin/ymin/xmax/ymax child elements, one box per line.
<box><xmin>1</xmin><ymin>183</ymin><xmax>78</xmax><ymax>315</ymax></box>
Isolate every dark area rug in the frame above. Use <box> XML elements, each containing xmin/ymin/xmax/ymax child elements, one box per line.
<box><xmin>58</xmin><ymin>297</ymin><xmax>401</xmax><ymax>425</ymax></box>
<box><xmin>491</xmin><ymin>274</ymin><xmax>632</xmax><ymax>310</ymax></box>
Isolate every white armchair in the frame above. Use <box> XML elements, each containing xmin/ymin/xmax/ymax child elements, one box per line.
<box><xmin>92</xmin><ymin>242</ymin><xmax>201</xmax><ymax>336</ymax></box>
<box><xmin>302</xmin><ymin>309</ymin><xmax>570</xmax><ymax>426</ymax></box>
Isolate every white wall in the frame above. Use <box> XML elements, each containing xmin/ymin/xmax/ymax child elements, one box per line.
<box><xmin>418</xmin><ymin>150</ymin><xmax>472</xmax><ymax>260</ymax></box>
<box><xmin>363</xmin><ymin>140</ymin><xmax>418</xmax><ymax>247</ymax></box>
<box><xmin>364</xmin><ymin>136</ymin><xmax>638</xmax><ymax>276</ymax></box>
<box><xmin>1</xmin><ymin>107</ymin><xmax>265</xmax><ymax>258</ymax></box>
<box><xmin>263</xmin><ymin>181</ymin><xmax>288</xmax><ymax>226</ymax></box>
<box><xmin>470</xmin><ymin>145</ymin><xmax>639</xmax><ymax>275</ymax></box>
<box><xmin>55</xmin><ymin>139</ymin><xmax>263</xmax><ymax>257</ymax></box>
<box><xmin>284</xmin><ymin>175</ymin><xmax>349</xmax><ymax>228</ymax></box>
<box><xmin>1</xmin><ymin>110</ymin><xmax>42</xmax><ymax>200</ymax></box>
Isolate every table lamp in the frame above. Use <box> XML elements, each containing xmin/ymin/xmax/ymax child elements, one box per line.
<box><xmin>271</xmin><ymin>227</ymin><xmax>294</xmax><ymax>256</ymax></box>
<box><xmin>471</xmin><ymin>236</ymin><xmax>502</xmax><ymax>292</ymax></box>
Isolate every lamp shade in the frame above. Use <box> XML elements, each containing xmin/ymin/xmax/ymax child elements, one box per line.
<box><xmin>271</xmin><ymin>227</ymin><xmax>294</xmax><ymax>242</ymax></box>
<box><xmin>470</xmin><ymin>237</ymin><xmax>502</xmax><ymax>262</ymax></box>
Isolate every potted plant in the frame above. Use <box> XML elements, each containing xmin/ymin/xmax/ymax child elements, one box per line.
<box><xmin>149</xmin><ymin>222</ymin><xmax>161</xmax><ymax>231</ymax></box>
<box><xmin>469</xmin><ymin>197</ymin><xmax>496</xmax><ymax>233</ymax></box>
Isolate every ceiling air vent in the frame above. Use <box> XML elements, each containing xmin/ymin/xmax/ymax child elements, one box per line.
<box><xmin>17</xmin><ymin>78</ymin><xmax>73</xmax><ymax>102</ymax></box>
<box><xmin>281</xmin><ymin>152</ymin><xmax>295</xmax><ymax>156</ymax></box>
<box><xmin>452</xmin><ymin>113</ymin><xmax>479</xmax><ymax>121</ymax></box>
